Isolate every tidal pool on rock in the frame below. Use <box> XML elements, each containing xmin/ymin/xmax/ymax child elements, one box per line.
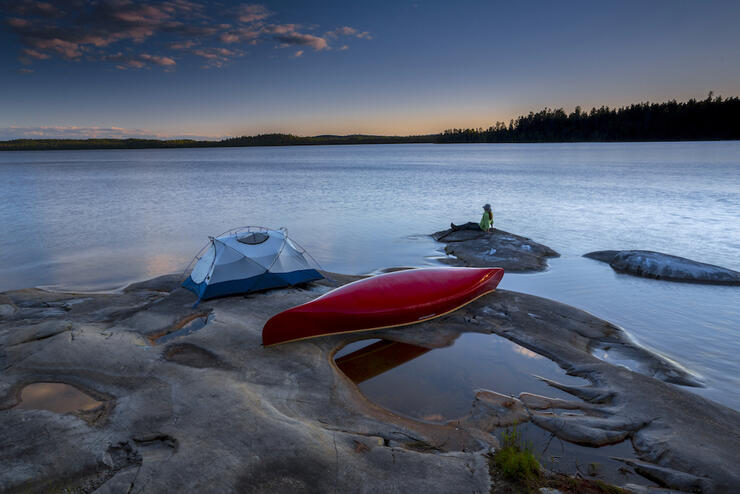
<box><xmin>12</xmin><ymin>382</ymin><xmax>102</xmax><ymax>414</ymax></box>
<box><xmin>335</xmin><ymin>333</ymin><xmax>648</xmax><ymax>486</ymax></box>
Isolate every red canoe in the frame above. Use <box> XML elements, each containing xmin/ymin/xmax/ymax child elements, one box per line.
<box><xmin>262</xmin><ymin>267</ymin><xmax>504</xmax><ymax>346</ymax></box>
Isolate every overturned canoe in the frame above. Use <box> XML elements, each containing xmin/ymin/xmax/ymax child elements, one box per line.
<box><xmin>262</xmin><ymin>267</ymin><xmax>504</xmax><ymax>346</ymax></box>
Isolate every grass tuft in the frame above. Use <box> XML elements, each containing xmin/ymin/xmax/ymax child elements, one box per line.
<box><xmin>494</xmin><ymin>426</ymin><xmax>542</xmax><ymax>482</ymax></box>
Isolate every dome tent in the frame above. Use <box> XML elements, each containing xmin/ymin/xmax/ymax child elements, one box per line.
<box><xmin>182</xmin><ymin>227</ymin><xmax>323</xmax><ymax>305</ymax></box>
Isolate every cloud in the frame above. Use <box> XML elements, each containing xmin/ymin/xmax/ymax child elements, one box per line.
<box><xmin>21</xmin><ymin>48</ymin><xmax>50</xmax><ymax>59</ymax></box>
<box><xmin>219</xmin><ymin>26</ymin><xmax>261</xmax><ymax>44</ymax></box>
<box><xmin>324</xmin><ymin>25</ymin><xmax>372</xmax><ymax>50</ymax></box>
<box><xmin>512</xmin><ymin>345</ymin><xmax>543</xmax><ymax>359</ymax></box>
<box><xmin>139</xmin><ymin>53</ymin><xmax>176</xmax><ymax>66</ymax></box>
<box><xmin>25</xmin><ymin>37</ymin><xmax>83</xmax><ymax>58</ymax></box>
<box><xmin>0</xmin><ymin>125</ymin><xmax>219</xmax><ymax>140</ymax></box>
<box><xmin>7</xmin><ymin>17</ymin><xmax>31</xmax><ymax>28</ymax></box>
<box><xmin>3</xmin><ymin>1</ymin><xmax>373</xmax><ymax>69</ymax></box>
<box><xmin>271</xmin><ymin>30</ymin><xmax>328</xmax><ymax>51</ymax></box>
<box><xmin>4</xmin><ymin>0</ymin><xmax>63</xmax><ymax>18</ymax></box>
<box><xmin>170</xmin><ymin>39</ymin><xmax>197</xmax><ymax>50</ymax></box>
<box><xmin>292</xmin><ymin>49</ymin><xmax>303</xmax><ymax>58</ymax></box>
<box><xmin>236</xmin><ymin>4</ymin><xmax>271</xmax><ymax>23</ymax></box>
<box><xmin>107</xmin><ymin>52</ymin><xmax>176</xmax><ymax>70</ymax></box>
<box><xmin>191</xmin><ymin>46</ymin><xmax>242</xmax><ymax>67</ymax></box>
<box><xmin>326</xmin><ymin>26</ymin><xmax>356</xmax><ymax>37</ymax></box>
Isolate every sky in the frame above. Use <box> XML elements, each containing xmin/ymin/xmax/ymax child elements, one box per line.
<box><xmin>1</xmin><ymin>0</ymin><xmax>739</xmax><ymax>139</ymax></box>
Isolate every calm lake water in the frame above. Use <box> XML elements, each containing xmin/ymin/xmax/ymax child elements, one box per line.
<box><xmin>1</xmin><ymin>142</ymin><xmax>739</xmax><ymax>410</ymax></box>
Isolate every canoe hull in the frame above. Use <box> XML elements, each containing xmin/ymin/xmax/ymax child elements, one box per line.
<box><xmin>262</xmin><ymin>267</ymin><xmax>504</xmax><ymax>346</ymax></box>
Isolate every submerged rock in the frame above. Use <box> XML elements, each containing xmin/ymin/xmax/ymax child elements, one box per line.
<box><xmin>584</xmin><ymin>250</ymin><xmax>740</xmax><ymax>285</ymax></box>
<box><xmin>431</xmin><ymin>228</ymin><xmax>559</xmax><ymax>271</ymax></box>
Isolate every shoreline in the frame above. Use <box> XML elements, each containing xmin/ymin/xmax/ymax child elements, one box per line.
<box><xmin>2</xmin><ymin>138</ymin><xmax>740</xmax><ymax>153</ymax></box>
<box><xmin>2</xmin><ymin>271</ymin><xmax>739</xmax><ymax>492</ymax></box>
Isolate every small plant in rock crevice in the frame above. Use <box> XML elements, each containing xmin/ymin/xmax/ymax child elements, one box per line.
<box><xmin>494</xmin><ymin>425</ymin><xmax>542</xmax><ymax>482</ymax></box>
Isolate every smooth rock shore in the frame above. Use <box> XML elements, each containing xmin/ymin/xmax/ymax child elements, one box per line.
<box><xmin>432</xmin><ymin>228</ymin><xmax>559</xmax><ymax>271</ymax></box>
<box><xmin>584</xmin><ymin>250</ymin><xmax>740</xmax><ymax>285</ymax></box>
<box><xmin>1</xmin><ymin>274</ymin><xmax>739</xmax><ymax>493</ymax></box>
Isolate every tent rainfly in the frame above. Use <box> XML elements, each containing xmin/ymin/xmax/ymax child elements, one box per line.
<box><xmin>182</xmin><ymin>227</ymin><xmax>323</xmax><ymax>304</ymax></box>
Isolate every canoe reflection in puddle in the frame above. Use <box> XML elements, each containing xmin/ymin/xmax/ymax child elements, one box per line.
<box><xmin>335</xmin><ymin>339</ymin><xmax>432</xmax><ymax>383</ymax></box>
<box><xmin>335</xmin><ymin>333</ymin><xmax>588</xmax><ymax>421</ymax></box>
<box><xmin>334</xmin><ymin>333</ymin><xmax>650</xmax><ymax>486</ymax></box>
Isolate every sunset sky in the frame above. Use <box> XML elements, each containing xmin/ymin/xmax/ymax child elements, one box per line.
<box><xmin>1</xmin><ymin>0</ymin><xmax>739</xmax><ymax>139</ymax></box>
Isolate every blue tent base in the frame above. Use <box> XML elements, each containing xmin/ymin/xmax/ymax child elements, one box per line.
<box><xmin>182</xmin><ymin>269</ymin><xmax>324</xmax><ymax>305</ymax></box>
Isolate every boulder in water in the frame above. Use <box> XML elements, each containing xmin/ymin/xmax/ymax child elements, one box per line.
<box><xmin>584</xmin><ymin>250</ymin><xmax>740</xmax><ymax>285</ymax></box>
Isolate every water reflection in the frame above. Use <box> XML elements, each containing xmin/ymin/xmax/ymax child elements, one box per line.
<box><xmin>13</xmin><ymin>382</ymin><xmax>102</xmax><ymax>414</ymax></box>
<box><xmin>335</xmin><ymin>339</ymin><xmax>432</xmax><ymax>383</ymax></box>
<box><xmin>335</xmin><ymin>333</ymin><xmax>587</xmax><ymax>421</ymax></box>
<box><xmin>334</xmin><ymin>334</ymin><xmax>648</xmax><ymax>485</ymax></box>
<box><xmin>155</xmin><ymin>312</ymin><xmax>212</xmax><ymax>344</ymax></box>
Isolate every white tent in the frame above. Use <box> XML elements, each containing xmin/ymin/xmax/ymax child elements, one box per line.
<box><xmin>183</xmin><ymin>227</ymin><xmax>323</xmax><ymax>304</ymax></box>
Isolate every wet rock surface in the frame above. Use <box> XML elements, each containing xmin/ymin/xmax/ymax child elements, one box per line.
<box><xmin>1</xmin><ymin>274</ymin><xmax>738</xmax><ymax>492</ymax></box>
<box><xmin>584</xmin><ymin>250</ymin><xmax>740</xmax><ymax>285</ymax></box>
<box><xmin>432</xmin><ymin>228</ymin><xmax>559</xmax><ymax>271</ymax></box>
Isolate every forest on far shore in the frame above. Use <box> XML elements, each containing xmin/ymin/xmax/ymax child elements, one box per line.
<box><xmin>1</xmin><ymin>94</ymin><xmax>737</xmax><ymax>151</ymax></box>
<box><xmin>437</xmin><ymin>93</ymin><xmax>739</xmax><ymax>143</ymax></box>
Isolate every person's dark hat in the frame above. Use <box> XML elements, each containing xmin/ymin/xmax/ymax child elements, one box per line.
<box><xmin>483</xmin><ymin>204</ymin><xmax>491</xmax><ymax>211</ymax></box>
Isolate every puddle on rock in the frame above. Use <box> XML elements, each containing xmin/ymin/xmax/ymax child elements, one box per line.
<box><xmin>154</xmin><ymin>312</ymin><xmax>212</xmax><ymax>344</ymax></box>
<box><xmin>13</xmin><ymin>382</ymin><xmax>103</xmax><ymax>414</ymax></box>
<box><xmin>591</xmin><ymin>346</ymin><xmax>649</xmax><ymax>374</ymax></box>
<box><xmin>335</xmin><ymin>333</ymin><xmax>588</xmax><ymax>420</ymax></box>
<box><xmin>335</xmin><ymin>333</ymin><xmax>651</xmax><ymax>486</ymax></box>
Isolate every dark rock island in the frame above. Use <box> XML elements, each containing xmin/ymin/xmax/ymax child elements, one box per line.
<box><xmin>432</xmin><ymin>228</ymin><xmax>559</xmax><ymax>271</ymax></box>
<box><xmin>584</xmin><ymin>250</ymin><xmax>740</xmax><ymax>285</ymax></box>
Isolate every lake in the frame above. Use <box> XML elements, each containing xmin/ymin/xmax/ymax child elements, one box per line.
<box><xmin>1</xmin><ymin>142</ymin><xmax>739</xmax><ymax>410</ymax></box>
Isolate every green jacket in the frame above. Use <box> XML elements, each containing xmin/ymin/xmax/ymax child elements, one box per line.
<box><xmin>479</xmin><ymin>211</ymin><xmax>493</xmax><ymax>231</ymax></box>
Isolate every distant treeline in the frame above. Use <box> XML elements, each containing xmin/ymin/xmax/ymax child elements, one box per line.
<box><xmin>221</xmin><ymin>133</ymin><xmax>435</xmax><ymax>147</ymax></box>
<box><xmin>0</xmin><ymin>138</ymin><xmax>210</xmax><ymax>151</ymax></box>
<box><xmin>0</xmin><ymin>133</ymin><xmax>434</xmax><ymax>151</ymax></box>
<box><xmin>437</xmin><ymin>94</ymin><xmax>740</xmax><ymax>143</ymax></box>
<box><xmin>2</xmin><ymin>94</ymin><xmax>738</xmax><ymax>151</ymax></box>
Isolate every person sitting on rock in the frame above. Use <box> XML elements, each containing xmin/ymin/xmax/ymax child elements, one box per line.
<box><xmin>450</xmin><ymin>204</ymin><xmax>494</xmax><ymax>232</ymax></box>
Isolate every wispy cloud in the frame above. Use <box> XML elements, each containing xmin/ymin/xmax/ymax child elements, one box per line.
<box><xmin>236</xmin><ymin>4</ymin><xmax>270</xmax><ymax>23</ymax></box>
<box><xmin>192</xmin><ymin>46</ymin><xmax>243</xmax><ymax>67</ymax></box>
<box><xmin>271</xmin><ymin>31</ymin><xmax>328</xmax><ymax>51</ymax></box>
<box><xmin>107</xmin><ymin>52</ymin><xmax>176</xmax><ymax>70</ymax></box>
<box><xmin>326</xmin><ymin>25</ymin><xmax>373</xmax><ymax>41</ymax></box>
<box><xmin>0</xmin><ymin>125</ymin><xmax>219</xmax><ymax>140</ymax></box>
<box><xmin>3</xmin><ymin>1</ymin><xmax>373</xmax><ymax>69</ymax></box>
